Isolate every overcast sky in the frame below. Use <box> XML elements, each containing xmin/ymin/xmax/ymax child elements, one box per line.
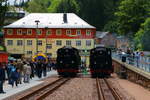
<box><xmin>8</xmin><ymin>0</ymin><xmax>27</xmax><ymax>5</ymax></box>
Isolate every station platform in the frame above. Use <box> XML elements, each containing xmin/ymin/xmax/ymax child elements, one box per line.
<box><xmin>0</xmin><ymin>71</ymin><xmax>57</xmax><ymax>100</ymax></box>
<box><xmin>113</xmin><ymin>58</ymin><xmax>150</xmax><ymax>79</ymax></box>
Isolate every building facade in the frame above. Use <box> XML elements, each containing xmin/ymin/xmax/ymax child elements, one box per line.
<box><xmin>3</xmin><ymin>13</ymin><xmax>96</xmax><ymax>64</ymax></box>
<box><xmin>95</xmin><ymin>31</ymin><xmax>117</xmax><ymax>48</ymax></box>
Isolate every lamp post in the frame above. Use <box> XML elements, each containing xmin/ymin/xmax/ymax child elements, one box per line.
<box><xmin>35</xmin><ymin>20</ymin><xmax>40</xmax><ymax>54</ymax></box>
<box><xmin>84</xmin><ymin>49</ymin><xmax>87</xmax><ymax>68</ymax></box>
<box><xmin>45</xmin><ymin>27</ymin><xmax>48</xmax><ymax>55</ymax></box>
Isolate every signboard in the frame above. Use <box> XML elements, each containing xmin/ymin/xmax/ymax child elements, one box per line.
<box><xmin>0</xmin><ymin>45</ymin><xmax>6</xmax><ymax>51</ymax></box>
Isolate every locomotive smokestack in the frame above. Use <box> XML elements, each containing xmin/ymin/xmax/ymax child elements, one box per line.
<box><xmin>63</xmin><ymin>13</ymin><xmax>67</xmax><ymax>23</ymax></box>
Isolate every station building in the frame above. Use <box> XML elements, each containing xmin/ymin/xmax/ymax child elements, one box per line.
<box><xmin>3</xmin><ymin>13</ymin><xmax>96</xmax><ymax>64</ymax></box>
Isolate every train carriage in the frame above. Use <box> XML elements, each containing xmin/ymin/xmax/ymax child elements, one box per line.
<box><xmin>90</xmin><ymin>46</ymin><xmax>113</xmax><ymax>78</ymax></box>
<box><xmin>56</xmin><ymin>46</ymin><xmax>81</xmax><ymax>77</ymax></box>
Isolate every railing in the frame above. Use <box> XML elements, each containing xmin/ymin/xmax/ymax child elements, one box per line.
<box><xmin>112</xmin><ymin>52</ymin><xmax>150</xmax><ymax>73</ymax></box>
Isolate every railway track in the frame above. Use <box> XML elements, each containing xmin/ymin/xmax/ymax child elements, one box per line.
<box><xmin>96</xmin><ymin>78</ymin><xmax>122</xmax><ymax>100</ymax></box>
<box><xmin>18</xmin><ymin>78</ymin><xmax>70</xmax><ymax>100</ymax></box>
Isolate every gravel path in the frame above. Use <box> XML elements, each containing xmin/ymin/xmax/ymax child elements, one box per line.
<box><xmin>45</xmin><ymin>78</ymin><xmax>98</xmax><ymax>100</ymax></box>
<box><xmin>110</xmin><ymin>74</ymin><xmax>150</xmax><ymax>100</ymax></box>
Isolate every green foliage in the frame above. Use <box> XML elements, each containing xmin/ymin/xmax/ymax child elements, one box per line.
<box><xmin>25</xmin><ymin>0</ymin><xmax>50</xmax><ymax>13</ymax></box>
<box><xmin>115</xmin><ymin>0</ymin><xmax>150</xmax><ymax>35</ymax></box>
<box><xmin>103</xmin><ymin>20</ymin><xmax>119</xmax><ymax>33</ymax></box>
<box><xmin>135</xmin><ymin>18</ymin><xmax>150</xmax><ymax>51</ymax></box>
<box><xmin>47</xmin><ymin>0</ymin><xmax>62</xmax><ymax>12</ymax></box>
<box><xmin>56</xmin><ymin>0</ymin><xmax>79</xmax><ymax>13</ymax></box>
<box><xmin>77</xmin><ymin>0</ymin><xmax>119</xmax><ymax>30</ymax></box>
<box><xmin>0</xmin><ymin>0</ymin><xmax>8</xmax><ymax>29</ymax></box>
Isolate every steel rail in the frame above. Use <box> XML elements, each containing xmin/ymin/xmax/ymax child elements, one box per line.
<box><xmin>36</xmin><ymin>78</ymin><xmax>70</xmax><ymax>100</ymax></box>
<box><xmin>104</xmin><ymin>79</ymin><xmax>122</xmax><ymax>100</ymax></box>
<box><xmin>19</xmin><ymin>77</ymin><xmax>69</xmax><ymax>100</ymax></box>
<box><xmin>96</xmin><ymin>78</ymin><xmax>105</xmax><ymax>100</ymax></box>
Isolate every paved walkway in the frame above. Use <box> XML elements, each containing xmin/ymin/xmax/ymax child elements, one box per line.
<box><xmin>0</xmin><ymin>70</ymin><xmax>57</xmax><ymax>100</ymax></box>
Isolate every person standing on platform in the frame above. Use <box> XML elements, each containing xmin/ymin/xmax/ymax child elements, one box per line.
<box><xmin>47</xmin><ymin>62</ymin><xmax>51</xmax><ymax>71</ymax></box>
<box><xmin>16</xmin><ymin>59</ymin><xmax>24</xmax><ymax>84</ymax></box>
<box><xmin>0</xmin><ymin>63</ymin><xmax>6</xmax><ymax>93</ymax></box>
<box><xmin>42</xmin><ymin>60</ymin><xmax>47</xmax><ymax>77</ymax></box>
<box><xmin>29</xmin><ymin>61</ymin><xmax>35</xmax><ymax>79</ymax></box>
<box><xmin>36</xmin><ymin>60</ymin><xmax>42</xmax><ymax>78</ymax></box>
<box><xmin>135</xmin><ymin>52</ymin><xmax>140</xmax><ymax>67</ymax></box>
<box><xmin>11</xmin><ymin>68</ymin><xmax>20</xmax><ymax>87</ymax></box>
<box><xmin>23</xmin><ymin>62</ymin><xmax>31</xmax><ymax>83</ymax></box>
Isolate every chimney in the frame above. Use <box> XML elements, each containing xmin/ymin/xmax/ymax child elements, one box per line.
<box><xmin>63</xmin><ymin>13</ymin><xmax>67</xmax><ymax>23</ymax></box>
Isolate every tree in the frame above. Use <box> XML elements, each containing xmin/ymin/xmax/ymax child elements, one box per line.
<box><xmin>77</xmin><ymin>0</ymin><xmax>120</xmax><ymax>30</ymax></box>
<box><xmin>0</xmin><ymin>0</ymin><xmax>8</xmax><ymax>30</ymax></box>
<box><xmin>56</xmin><ymin>0</ymin><xmax>79</xmax><ymax>13</ymax></box>
<box><xmin>115</xmin><ymin>0</ymin><xmax>150</xmax><ymax>35</ymax></box>
<box><xmin>25</xmin><ymin>0</ymin><xmax>50</xmax><ymax>13</ymax></box>
<box><xmin>135</xmin><ymin>18</ymin><xmax>150</xmax><ymax>51</ymax></box>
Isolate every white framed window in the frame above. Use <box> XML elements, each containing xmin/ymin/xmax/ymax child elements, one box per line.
<box><xmin>37</xmin><ymin>40</ymin><xmax>42</xmax><ymax>46</ymax></box>
<box><xmin>27</xmin><ymin>51</ymin><xmax>32</xmax><ymax>55</ymax></box>
<box><xmin>27</xmin><ymin>29</ymin><xmax>32</xmax><ymax>35</ymax></box>
<box><xmin>86</xmin><ymin>40</ymin><xmax>91</xmax><ymax>46</ymax></box>
<box><xmin>66</xmin><ymin>40</ymin><xmax>71</xmax><ymax>46</ymax></box>
<box><xmin>36</xmin><ymin>29</ymin><xmax>42</xmax><ymax>35</ymax></box>
<box><xmin>17</xmin><ymin>40</ymin><xmax>23</xmax><ymax>46</ymax></box>
<box><xmin>76</xmin><ymin>40</ymin><xmax>81</xmax><ymax>46</ymax></box>
<box><xmin>7</xmin><ymin>40</ymin><xmax>13</xmax><ymax>46</ymax></box>
<box><xmin>66</xmin><ymin>30</ymin><xmax>71</xmax><ymax>35</ymax></box>
<box><xmin>27</xmin><ymin>40</ymin><xmax>32</xmax><ymax>45</ymax></box>
<box><xmin>86</xmin><ymin>30</ymin><xmax>91</xmax><ymax>36</ymax></box>
<box><xmin>56</xmin><ymin>29</ymin><xmax>62</xmax><ymax>35</ymax></box>
<box><xmin>46</xmin><ymin>44</ymin><xmax>52</xmax><ymax>49</ymax></box>
<box><xmin>76</xmin><ymin>30</ymin><xmax>81</xmax><ymax>35</ymax></box>
<box><xmin>56</xmin><ymin>40</ymin><xmax>62</xmax><ymax>46</ymax></box>
<box><xmin>46</xmin><ymin>29</ymin><xmax>52</xmax><ymax>35</ymax></box>
<box><xmin>7</xmin><ymin>29</ymin><xmax>13</xmax><ymax>35</ymax></box>
<box><xmin>17</xmin><ymin>29</ymin><xmax>22</xmax><ymax>35</ymax></box>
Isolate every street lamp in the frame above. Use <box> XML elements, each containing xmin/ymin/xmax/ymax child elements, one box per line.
<box><xmin>35</xmin><ymin>20</ymin><xmax>40</xmax><ymax>54</ymax></box>
<box><xmin>45</xmin><ymin>26</ymin><xmax>48</xmax><ymax>54</ymax></box>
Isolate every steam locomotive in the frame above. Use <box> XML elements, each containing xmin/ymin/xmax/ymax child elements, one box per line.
<box><xmin>56</xmin><ymin>46</ymin><xmax>81</xmax><ymax>77</ymax></box>
<box><xmin>89</xmin><ymin>46</ymin><xmax>113</xmax><ymax>77</ymax></box>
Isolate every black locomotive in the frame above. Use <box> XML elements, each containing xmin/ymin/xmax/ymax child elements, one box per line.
<box><xmin>89</xmin><ymin>46</ymin><xmax>113</xmax><ymax>77</ymax></box>
<box><xmin>56</xmin><ymin>46</ymin><xmax>81</xmax><ymax>77</ymax></box>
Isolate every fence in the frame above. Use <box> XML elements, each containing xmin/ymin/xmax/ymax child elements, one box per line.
<box><xmin>112</xmin><ymin>52</ymin><xmax>150</xmax><ymax>73</ymax></box>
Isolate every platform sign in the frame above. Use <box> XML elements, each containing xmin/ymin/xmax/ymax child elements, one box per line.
<box><xmin>0</xmin><ymin>45</ymin><xmax>6</xmax><ymax>51</ymax></box>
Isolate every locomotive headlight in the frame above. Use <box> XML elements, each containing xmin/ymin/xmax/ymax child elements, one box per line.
<box><xmin>94</xmin><ymin>62</ymin><xmax>96</xmax><ymax>64</ymax></box>
<box><xmin>99</xmin><ymin>51</ymin><xmax>102</xmax><ymax>54</ymax></box>
<box><xmin>60</xmin><ymin>61</ymin><xmax>63</xmax><ymax>63</ymax></box>
<box><xmin>71</xmin><ymin>61</ymin><xmax>74</xmax><ymax>63</ymax></box>
<box><xmin>66</xmin><ymin>49</ymin><xmax>68</xmax><ymax>52</ymax></box>
<box><xmin>106</xmin><ymin>62</ymin><xmax>108</xmax><ymax>64</ymax></box>
<box><xmin>92</xmin><ymin>50</ymin><xmax>94</xmax><ymax>54</ymax></box>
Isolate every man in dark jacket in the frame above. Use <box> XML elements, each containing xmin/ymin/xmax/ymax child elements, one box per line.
<box><xmin>36</xmin><ymin>61</ymin><xmax>42</xmax><ymax>78</ymax></box>
<box><xmin>0</xmin><ymin>63</ymin><xmax>6</xmax><ymax>93</ymax></box>
<box><xmin>42</xmin><ymin>60</ymin><xmax>47</xmax><ymax>77</ymax></box>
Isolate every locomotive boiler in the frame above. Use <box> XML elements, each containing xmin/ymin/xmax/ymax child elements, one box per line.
<box><xmin>56</xmin><ymin>46</ymin><xmax>81</xmax><ymax>77</ymax></box>
<box><xmin>89</xmin><ymin>46</ymin><xmax>113</xmax><ymax>77</ymax></box>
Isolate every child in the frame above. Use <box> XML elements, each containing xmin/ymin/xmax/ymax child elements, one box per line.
<box><xmin>11</xmin><ymin>68</ymin><xmax>20</xmax><ymax>87</ymax></box>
